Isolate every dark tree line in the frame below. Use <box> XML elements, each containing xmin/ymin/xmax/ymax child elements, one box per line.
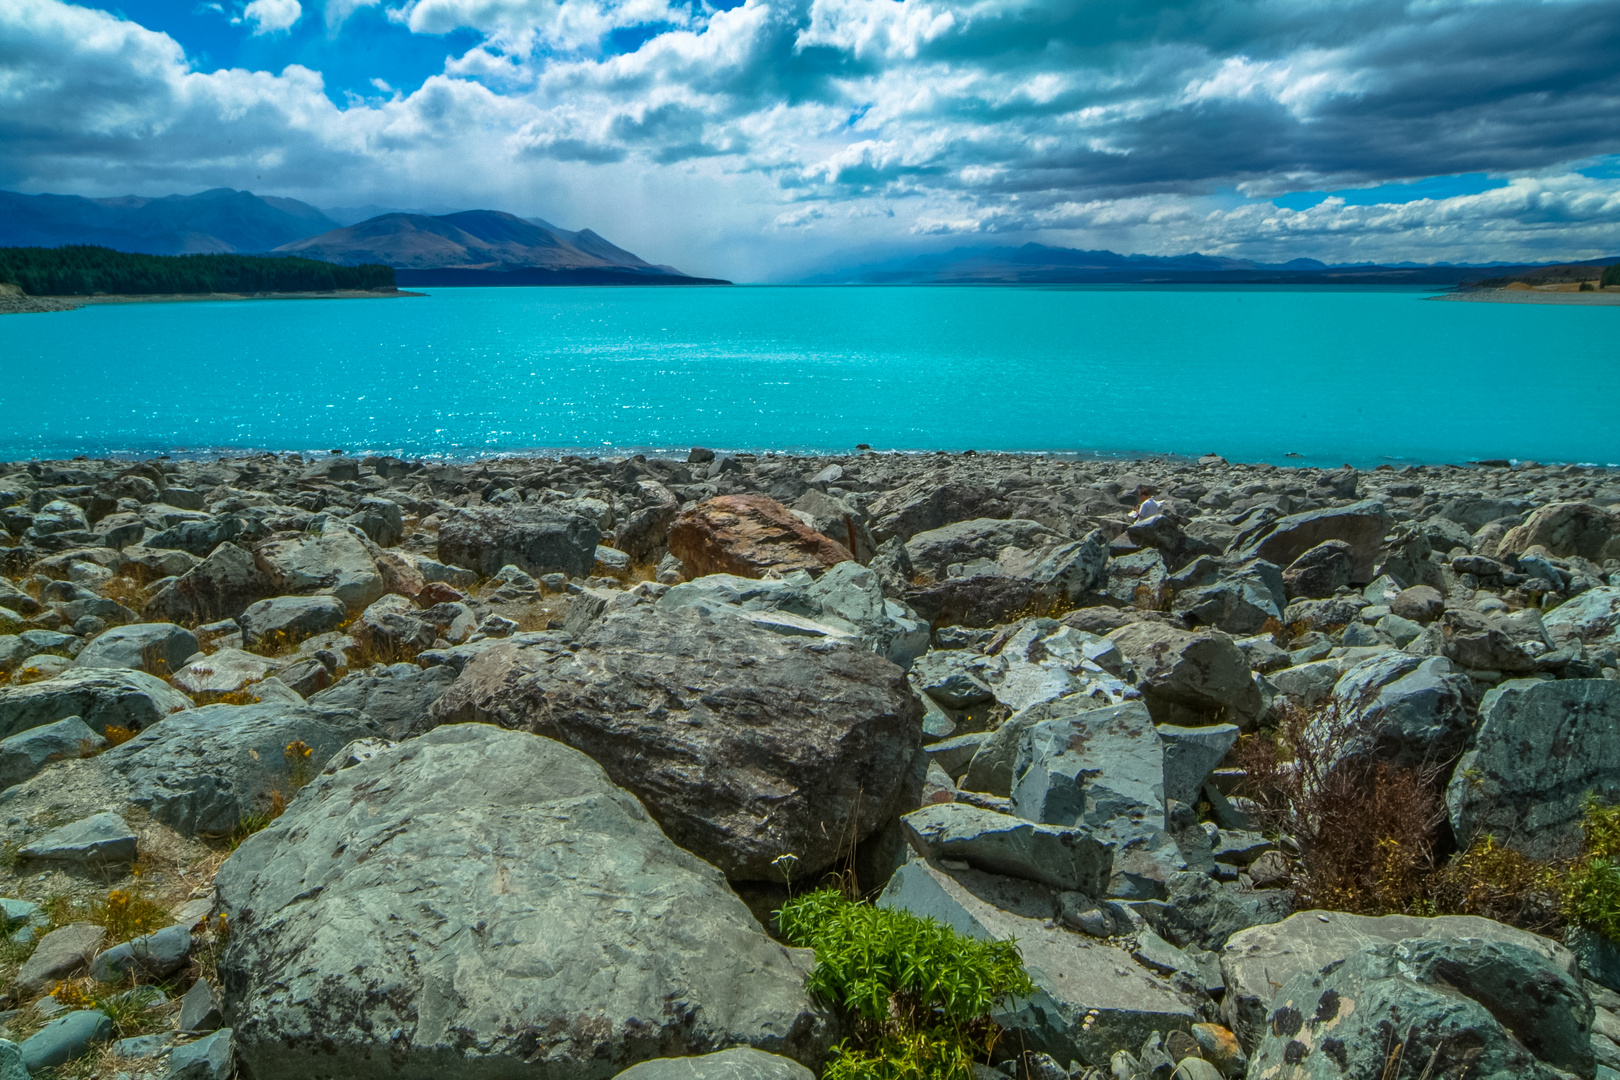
<box><xmin>0</xmin><ymin>246</ymin><xmax>394</xmax><ymax>296</ymax></box>
<box><xmin>1603</xmin><ymin>263</ymin><xmax>1620</xmax><ymax>288</ymax></box>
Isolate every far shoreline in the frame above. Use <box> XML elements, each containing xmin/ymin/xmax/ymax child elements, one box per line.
<box><xmin>1433</xmin><ymin>288</ymin><xmax>1620</xmax><ymax>306</ymax></box>
<box><xmin>0</xmin><ymin>287</ymin><xmax>421</xmax><ymax>315</ymax></box>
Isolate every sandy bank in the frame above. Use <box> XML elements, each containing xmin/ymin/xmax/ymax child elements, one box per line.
<box><xmin>1434</xmin><ymin>288</ymin><xmax>1620</xmax><ymax>306</ymax></box>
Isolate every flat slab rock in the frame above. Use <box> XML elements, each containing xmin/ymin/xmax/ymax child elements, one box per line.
<box><xmin>612</xmin><ymin>1049</ymin><xmax>814</xmax><ymax>1080</ymax></box>
<box><xmin>430</xmin><ymin>604</ymin><xmax>922</xmax><ymax>880</ymax></box>
<box><xmin>668</xmin><ymin>494</ymin><xmax>855</xmax><ymax>579</ymax></box>
<box><xmin>215</xmin><ymin>725</ymin><xmax>831</xmax><ymax>1080</ymax></box>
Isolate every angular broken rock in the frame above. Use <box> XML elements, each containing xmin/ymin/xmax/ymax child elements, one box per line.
<box><xmin>900</xmin><ymin>802</ymin><xmax>1112</xmax><ymax>895</ymax></box>
<box><xmin>1230</xmin><ymin>500</ymin><xmax>1392</xmax><ymax>585</ymax></box>
<box><xmin>430</xmin><ymin>604</ymin><xmax>922</xmax><ymax>880</ymax></box>
<box><xmin>1106</xmin><ymin>622</ymin><xmax>1262</xmax><ymax>728</ymax></box>
<box><xmin>18</xmin><ymin>811</ymin><xmax>137</xmax><ymax>865</ymax></box>
<box><xmin>216</xmin><ymin>725</ymin><xmax>832</xmax><ymax>1080</ymax></box>
<box><xmin>436</xmin><ymin>505</ymin><xmax>601</xmax><ymax>578</ymax></box>
<box><xmin>0</xmin><ymin>666</ymin><xmax>193</xmax><ymax>740</ymax></box>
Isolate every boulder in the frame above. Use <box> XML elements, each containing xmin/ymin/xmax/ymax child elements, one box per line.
<box><xmin>215</xmin><ymin>725</ymin><xmax>831</xmax><ymax>1080</ymax></box>
<box><xmin>347</xmin><ymin>496</ymin><xmax>405</xmax><ymax>546</ymax></box>
<box><xmin>90</xmin><ymin>923</ymin><xmax>192</xmax><ymax>982</ymax></box>
<box><xmin>1011</xmin><ymin>700</ymin><xmax>1184</xmax><ymax>898</ymax></box>
<box><xmin>171</xmin><ymin>648</ymin><xmax>281</xmax><ymax>696</ymax></box>
<box><xmin>166</xmin><ymin>1028</ymin><xmax>234</xmax><ymax>1080</ymax></box>
<box><xmin>1441</xmin><ymin>607</ymin><xmax>1545</xmax><ymax>673</ymax></box>
<box><xmin>1324</xmin><ymin>652</ymin><xmax>1473</xmax><ymax>769</ymax></box>
<box><xmin>438</xmin><ymin>505</ymin><xmax>601</xmax><ymax>578</ymax></box>
<box><xmin>254</xmin><ymin>522</ymin><xmax>386</xmax><ymax>611</ymax></box>
<box><xmin>238</xmin><ymin>595</ymin><xmax>349</xmax><ymax>651</ymax></box>
<box><xmin>146</xmin><ymin>514</ymin><xmax>246</xmax><ymax>556</ymax></box>
<box><xmin>178</xmin><ymin>977</ymin><xmax>224</xmax><ymax>1034</ymax></box>
<box><xmin>903</xmin><ymin>518</ymin><xmax>1060</xmax><ymax>579</ymax></box>
<box><xmin>668</xmin><ymin>495</ymin><xmax>853</xmax><ymax>580</ymax></box>
<box><xmin>144</xmin><ymin>542</ymin><xmax>273</xmax><ymax>623</ymax></box>
<box><xmin>430</xmin><ymin>605</ymin><xmax>922</xmax><ymax>881</ymax></box>
<box><xmin>1231</xmin><ymin>501</ymin><xmax>1392</xmax><ymax>585</ymax></box>
<box><xmin>1107</xmin><ymin>623</ymin><xmax>1263</xmax><ymax>728</ymax></box>
<box><xmin>613</xmin><ymin>1048</ymin><xmax>814</xmax><ymax>1080</ymax></box>
<box><xmin>0</xmin><ymin>714</ymin><xmax>103</xmax><ymax>789</ymax></box>
<box><xmin>1447</xmin><ymin>678</ymin><xmax>1620</xmax><ymax>859</ymax></box>
<box><xmin>1498</xmin><ymin>501</ymin><xmax>1620</xmax><ymax>562</ymax></box>
<box><xmin>790</xmin><ymin>489</ymin><xmax>875</xmax><ymax>565</ymax></box>
<box><xmin>18</xmin><ymin>811</ymin><xmax>137</xmax><ymax>865</ymax></box>
<box><xmin>900</xmin><ymin>803</ymin><xmax>1113</xmax><ymax>895</ymax></box>
<box><xmin>614</xmin><ymin>480</ymin><xmax>681</xmax><ymax>563</ymax></box>
<box><xmin>901</xmin><ymin>531</ymin><xmax>1109</xmax><ymax>629</ymax></box>
<box><xmin>936</xmin><ymin>618</ymin><xmax>1131</xmax><ymax>718</ymax></box>
<box><xmin>1248</xmin><ymin>937</ymin><xmax>1591</xmax><ymax>1080</ymax></box>
<box><xmin>865</xmin><ymin>479</ymin><xmax>1012</xmax><ymax>543</ymax></box>
<box><xmin>1281</xmin><ymin>540</ymin><xmax>1354</xmax><ymax>600</ymax></box>
<box><xmin>0</xmin><ymin>667</ymin><xmax>192</xmax><ymax>739</ymax></box>
<box><xmin>307</xmin><ymin>663</ymin><xmax>459</xmax><ymax>738</ymax></box>
<box><xmin>1219</xmin><ymin>909</ymin><xmax>1579</xmax><ymax>1053</ymax></box>
<box><xmin>1174</xmin><ymin>561</ymin><xmax>1285</xmax><ymax>636</ymax></box>
<box><xmin>74</xmin><ymin>622</ymin><xmax>199</xmax><ymax>674</ymax></box>
<box><xmin>1389</xmin><ymin>584</ymin><xmax>1444</xmax><ymax>624</ymax></box>
<box><xmin>879</xmin><ymin>858</ymin><xmax>1199</xmax><ymax>1065</ymax></box>
<box><xmin>354</xmin><ymin>594</ymin><xmax>437</xmax><ymax>652</ymax></box>
<box><xmin>1545</xmin><ymin>585</ymin><xmax>1620</xmax><ymax>648</ymax></box>
<box><xmin>1100</xmin><ymin>549</ymin><xmax>1169</xmax><ymax>608</ymax></box>
<box><xmin>13</xmin><ymin>922</ymin><xmax>106</xmax><ymax>995</ymax></box>
<box><xmin>1145</xmin><ymin>871</ymin><xmax>1292</xmax><ymax>953</ymax></box>
<box><xmin>1157</xmin><ymin>722</ymin><xmax>1239</xmax><ymax>807</ymax></box>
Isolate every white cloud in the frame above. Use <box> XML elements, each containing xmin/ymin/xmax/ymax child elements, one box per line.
<box><xmin>325</xmin><ymin>0</ymin><xmax>379</xmax><ymax>32</ymax></box>
<box><xmin>240</xmin><ymin>0</ymin><xmax>303</xmax><ymax>34</ymax></box>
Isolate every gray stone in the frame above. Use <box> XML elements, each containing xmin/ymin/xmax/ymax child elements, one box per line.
<box><xmin>354</xmin><ymin>594</ymin><xmax>437</xmax><ymax>652</ymax></box>
<box><xmin>238</xmin><ymin>595</ymin><xmax>349</xmax><ymax>651</ymax></box>
<box><xmin>307</xmin><ymin>663</ymin><xmax>459</xmax><ymax>738</ymax></box>
<box><xmin>1498</xmin><ymin>501</ymin><xmax>1620</xmax><ymax>562</ymax></box>
<box><xmin>430</xmin><ymin>604</ymin><xmax>922</xmax><ymax>881</ymax></box>
<box><xmin>866</xmin><ymin>480</ymin><xmax>1013</xmax><ymax>543</ymax></box>
<box><xmin>215</xmin><ymin>725</ymin><xmax>830</xmax><ymax>1080</ymax></box>
<box><xmin>1011</xmin><ymin>701</ymin><xmax>1186</xmax><ymax>899</ymax></box>
<box><xmin>1107</xmin><ymin>623</ymin><xmax>1262</xmax><ymax>728</ymax></box>
<box><xmin>1390</xmin><ymin>584</ymin><xmax>1445</xmax><ymax>623</ymax></box>
<box><xmin>19</xmin><ymin>1009</ymin><xmax>112</xmax><ymax>1072</ymax></box>
<box><xmin>1325</xmin><ymin>652</ymin><xmax>1473</xmax><ymax>769</ymax></box>
<box><xmin>171</xmin><ymin>648</ymin><xmax>280</xmax><ymax>696</ymax></box>
<box><xmin>1375</xmin><ymin>612</ymin><xmax>1423</xmax><ymax>646</ymax></box>
<box><xmin>1101</xmin><ymin>549</ymin><xmax>1169</xmax><ymax>608</ymax></box>
<box><xmin>254</xmin><ymin>521</ymin><xmax>386</xmax><ymax>612</ymax></box>
<box><xmin>899</xmin><ymin>522</ymin><xmax>1108</xmax><ymax>628</ymax></box>
<box><xmin>1441</xmin><ymin>607</ymin><xmax>1543</xmax><ymax>672</ymax></box>
<box><xmin>177</xmin><ymin>977</ymin><xmax>224</xmax><ymax>1033</ymax></box>
<box><xmin>1157</xmin><ymin>723</ymin><xmax>1239</xmax><ymax>807</ymax></box>
<box><xmin>348</xmin><ymin>496</ymin><xmax>405</xmax><ymax>546</ymax></box>
<box><xmin>960</xmin><ymin>692</ymin><xmax>1112</xmax><ymax>797</ymax></box>
<box><xmin>613</xmin><ymin>1048</ymin><xmax>815</xmax><ymax>1080</ymax></box>
<box><xmin>1175</xmin><ymin>561</ymin><xmax>1286</xmax><ymax>636</ymax></box>
<box><xmin>14</xmin><ymin>922</ymin><xmax>107</xmax><ymax>995</ymax></box>
<box><xmin>1141</xmin><ymin>871</ymin><xmax>1292</xmax><ymax>953</ymax></box>
<box><xmin>90</xmin><ymin>923</ymin><xmax>192</xmax><ymax>982</ymax></box>
<box><xmin>164</xmin><ymin>1028</ymin><xmax>233</xmax><ymax>1080</ymax></box>
<box><xmin>0</xmin><ymin>666</ymin><xmax>192</xmax><ymax>739</ymax></box>
<box><xmin>1447</xmin><ymin>678</ymin><xmax>1620</xmax><ymax>859</ymax></box>
<box><xmin>1247</xmin><ymin>937</ymin><xmax>1592</xmax><ymax>1080</ymax></box>
<box><xmin>791</xmin><ymin>489</ymin><xmax>875</xmax><ymax>566</ymax></box>
<box><xmin>437</xmin><ymin>505</ymin><xmax>600</xmax><ymax>578</ymax></box>
<box><xmin>1218</xmin><ymin>909</ymin><xmax>1578</xmax><ymax>1053</ymax></box>
<box><xmin>1281</xmin><ymin>540</ymin><xmax>1355</xmax><ymax>600</ymax></box>
<box><xmin>1231</xmin><ymin>500</ymin><xmax>1393</xmax><ymax>584</ymax></box>
<box><xmin>0</xmin><ymin>714</ymin><xmax>102</xmax><ymax>789</ymax></box>
<box><xmin>904</xmin><ymin>519</ymin><xmax>1059</xmax><ymax>578</ymax></box>
<box><xmin>901</xmin><ymin>803</ymin><xmax>1112</xmax><ymax>894</ymax></box>
<box><xmin>924</xmin><ymin>731</ymin><xmax>989</xmax><ymax>778</ymax></box>
<box><xmin>614</xmin><ymin>480</ymin><xmax>681</xmax><ymax>563</ymax></box>
<box><xmin>114</xmin><ymin>1032</ymin><xmax>173</xmax><ymax>1058</ymax></box>
<box><xmin>1546</xmin><ymin>585</ymin><xmax>1620</xmax><ymax>647</ymax></box>
<box><xmin>143</xmin><ymin>541</ymin><xmax>273</xmax><ymax>623</ymax></box>
<box><xmin>879</xmin><ymin>859</ymin><xmax>1199</xmax><ymax>1066</ymax></box>
<box><xmin>74</xmin><ymin>622</ymin><xmax>200</xmax><ymax>674</ymax></box>
<box><xmin>19</xmin><ymin>811</ymin><xmax>136</xmax><ymax>865</ymax></box>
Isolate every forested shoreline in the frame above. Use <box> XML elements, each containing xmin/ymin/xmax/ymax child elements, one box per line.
<box><xmin>0</xmin><ymin>245</ymin><xmax>393</xmax><ymax>296</ymax></box>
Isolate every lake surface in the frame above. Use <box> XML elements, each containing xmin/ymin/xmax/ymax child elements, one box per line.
<box><xmin>0</xmin><ymin>285</ymin><xmax>1615</xmax><ymax>467</ymax></box>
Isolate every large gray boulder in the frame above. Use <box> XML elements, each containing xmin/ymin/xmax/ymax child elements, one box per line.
<box><xmin>14</xmin><ymin>922</ymin><xmax>107</xmax><ymax>995</ymax></box>
<box><xmin>903</xmin><ymin>518</ymin><xmax>1059</xmax><ymax>578</ymax></box>
<box><xmin>1447</xmin><ymin>678</ymin><xmax>1620</xmax><ymax>859</ymax></box>
<box><xmin>865</xmin><ymin>479</ymin><xmax>1012</xmax><ymax>543</ymax></box>
<box><xmin>0</xmin><ymin>714</ymin><xmax>103</xmax><ymax>789</ymax></box>
<box><xmin>614</xmin><ymin>1048</ymin><xmax>813</xmax><ymax>1080</ymax></box>
<box><xmin>1441</xmin><ymin>607</ymin><xmax>1544</xmax><ymax>673</ymax></box>
<box><xmin>238</xmin><ymin>595</ymin><xmax>349</xmax><ymax>651</ymax></box>
<box><xmin>437</xmin><ymin>506</ymin><xmax>600</xmax><ymax>578</ymax></box>
<box><xmin>1248</xmin><ymin>937</ymin><xmax>1592</xmax><ymax>1080</ymax></box>
<box><xmin>1545</xmin><ymin>585</ymin><xmax>1620</xmax><ymax>648</ymax></box>
<box><xmin>1231</xmin><ymin>500</ymin><xmax>1392</xmax><ymax>584</ymax></box>
<box><xmin>216</xmin><ymin>725</ymin><xmax>831</xmax><ymax>1080</ymax></box>
<box><xmin>253</xmin><ymin>522</ymin><xmax>386</xmax><ymax>612</ymax></box>
<box><xmin>144</xmin><ymin>542</ymin><xmax>273</xmax><ymax>623</ymax></box>
<box><xmin>900</xmin><ymin>802</ymin><xmax>1112</xmax><ymax>895</ymax></box>
<box><xmin>1324</xmin><ymin>652</ymin><xmax>1474</xmax><ymax>769</ymax></box>
<box><xmin>307</xmin><ymin>662</ymin><xmax>459</xmax><ymax>738</ymax></box>
<box><xmin>900</xmin><ymin>530</ymin><xmax>1108</xmax><ymax>629</ymax></box>
<box><xmin>879</xmin><ymin>858</ymin><xmax>1199</xmax><ymax>1066</ymax></box>
<box><xmin>1106</xmin><ymin>622</ymin><xmax>1262</xmax><ymax>728</ymax></box>
<box><xmin>1174</xmin><ymin>560</ymin><xmax>1285</xmax><ymax>636</ymax></box>
<box><xmin>1011</xmin><ymin>700</ymin><xmax>1185</xmax><ymax>899</ymax></box>
<box><xmin>430</xmin><ymin>604</ymin><xmax>922</xmax><ymax>881</ymax></box>
<box><xmin>0</xmin><ymin>667</ymin><xmax>192</xmax><ymax>740</ymax></box>
<box><xmin>1497</xmin><ymin>501</ymin><xmax>1620</xmax><ymax>562</ymax></box>
<box><xmin>73</xmin><ymin>622</ymin><xmax>199</xmax><ymax>674</ymax></box>
<box><xmin>18</xmin><ymin>811</ymin><xmax>137</xmax><ymax>865</ymax></box>
<box><xmin>1219</xmin><ymin>909</ymin><xmax>1579</xmax><ymax>1053</ymax></box>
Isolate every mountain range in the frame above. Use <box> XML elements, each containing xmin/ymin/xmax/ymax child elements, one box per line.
<box><xmin>801</xmin><ymin>243</ymin><xmax>1620</xmax><ymax>286</ymax></box>
<box><xmin>0</xmin><ymin>188</ymin><xmax>719</xmax><ymax>284</ymax></box>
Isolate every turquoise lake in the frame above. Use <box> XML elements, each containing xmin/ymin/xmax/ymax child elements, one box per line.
<box><xmin>0</xmin><ymin>285</ymin><xmax>1615</xmax><ymax>466</ymax></box>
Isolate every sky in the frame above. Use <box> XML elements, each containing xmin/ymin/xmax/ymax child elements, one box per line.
<box><xmin>1</xmin><ymin>0</ymin><xmax>1618</xmax><ymax>280</ymax></box>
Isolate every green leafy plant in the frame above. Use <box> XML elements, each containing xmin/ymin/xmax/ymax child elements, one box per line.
<box><xmin>776</xmin><ymin>889</ymin><xmax>1034</xmax><ymax>1080</ymax></box>
<box><xmin>1563</xmin><ymin>797</ymin><xmax>1620</xmax><ymax>943</ymax></box>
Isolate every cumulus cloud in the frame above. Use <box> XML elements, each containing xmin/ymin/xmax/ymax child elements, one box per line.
<box><xmin>2</xmin><ymin>0</ymin><xmax>1618</xmax><ymax>277</ymax></box>
<box><xmin>240</xmin><ymin>0</ymin><xmax>302</xmax><ymax>34</ymax></box>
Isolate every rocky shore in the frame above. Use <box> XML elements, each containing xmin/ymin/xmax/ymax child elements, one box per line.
<box><xmin>1</xmin><ymin>448</ymin><xmax>1619</xmax><ymax>1079</ymax></box>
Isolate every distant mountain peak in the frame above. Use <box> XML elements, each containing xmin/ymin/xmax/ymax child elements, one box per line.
<box><xmin>0</xmin><ymin>188</ymin><xmax>338</xmax><ymax>256</ymax></box>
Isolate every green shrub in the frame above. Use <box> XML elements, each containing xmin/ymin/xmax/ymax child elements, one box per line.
<box><xmin>776</xmin><ymin>889</ymin><xmax>1034</xmax><ymax>1080</ymax></box>
<box><xmin>1564</xmin><ymin>797</ymin><xmax>1620</xmax><ymax>943</ymax></box>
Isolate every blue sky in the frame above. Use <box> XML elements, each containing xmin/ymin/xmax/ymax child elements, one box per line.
<box><xmin>2</xmin><ymin>0</ymin><xmax>1618</xmax><ymax>279</ymax></box>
